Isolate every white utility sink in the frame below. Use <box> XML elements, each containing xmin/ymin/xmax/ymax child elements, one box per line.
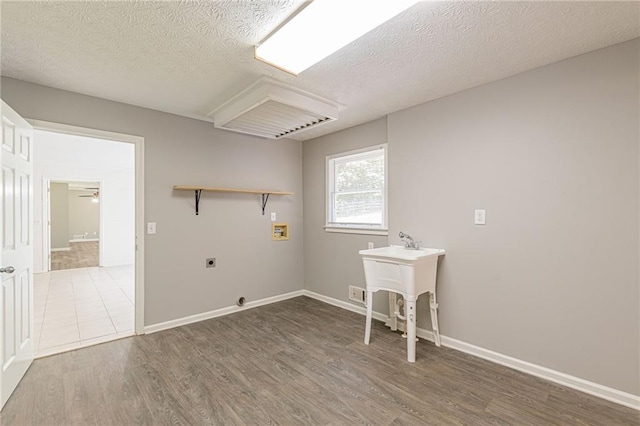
<box><xmin>359</xmin><ymin>246</ymin><xmax>445</xmax><ymax>259</ymax></box>
<box><xmin>359</xmin><ymin>245</ymin><xmax>445</xmax><ymax>362</ymax></box>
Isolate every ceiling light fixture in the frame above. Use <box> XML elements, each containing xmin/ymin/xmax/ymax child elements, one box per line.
<box><xmin>255</xmin><ymin>0</ymin><xmax>420</xmax><ymax>75</ymax></box>
<box><xmin>79</xmin><ymin>190</ymin><xmax>100</xmax><ymax>202</ymax></box>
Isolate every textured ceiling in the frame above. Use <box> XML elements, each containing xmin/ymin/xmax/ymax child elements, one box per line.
<box><xmin>2</xmin><ymin>1</ymin><xmax>639</xmax><ymax>141</ymax></box>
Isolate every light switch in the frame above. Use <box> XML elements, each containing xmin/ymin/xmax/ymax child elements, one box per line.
<box><xmin>271</xmin><ymin>212</ymin><xmax>276</xmax><ymax>222</ymax></box>
<box><xmin>147</xmin><ymin>222</ymin><xmax>157</xmax><ymax>234</ymax></box>
<box><xmin>474</xmin><ymin>210</ymin><xmax>486</xmax><ymax>225</ymax></box>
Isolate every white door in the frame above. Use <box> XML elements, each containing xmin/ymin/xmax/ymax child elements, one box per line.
<box><xmin>0</xmin><ymin>101</ymin><xmax>34</xmax><ymax>409</ymax></box>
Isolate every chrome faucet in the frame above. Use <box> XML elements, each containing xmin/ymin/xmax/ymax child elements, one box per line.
<box><xmin>399</xmin><ymin>231</ymin><xmax>420</xmax><ymax>249</ymax></box>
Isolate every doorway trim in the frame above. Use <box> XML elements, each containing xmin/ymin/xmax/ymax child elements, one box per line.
<box><xmin>28</xmin><ymin>119</ymin><xmax>145</xmax><ymax>334</ymax></box>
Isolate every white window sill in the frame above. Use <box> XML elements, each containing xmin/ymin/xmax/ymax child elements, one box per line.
<box><xmin>324</xmin><ymin>227</ymin><xmax>388</xmax><ymax>236</ymax></box>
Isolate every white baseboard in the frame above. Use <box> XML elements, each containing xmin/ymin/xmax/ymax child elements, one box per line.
<box><xmin>302</xmin><ymin>290</ymin><xmax>640</xmax><ymax>411</ymax></box>
<box><xmin>439</xmin><ymin>336</ymin><xmax>640</xmax><ymax>411</ymax></box>
<box><xmin>144</xmin><ymin>289</ymin><xmax>304</xmax><ymax>334</ymax></box>
<box><xmin>51</xmin><ymin>247</ymin><xmax>71</xmax><ymax>252</ymax></box>
<box><xmin>69</xmin><ymin>238</ymin><xmax>99</xmax><ymax>242</ymax></box>
<box><xmin>101</xmin><ymin>259</ymin><xmax>135</xmax><ymax>268</ymax></box>
<box><xmin>302</xmin><ymin>290</ymin><xmax>388</xmax><ymax>323</ymax></box>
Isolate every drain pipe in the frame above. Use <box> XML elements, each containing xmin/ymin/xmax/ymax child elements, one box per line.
<box><xmin>395</xmin><ymin>297</ymin><xmax>408</xmax><ymax>338</ymax></box>
<box><xmin>394</xmin><ymin>297</ymin><xmax>406</xmax><ymax>321</ymax></box>
<box><xmin>395</xmin><ymin>297</ymin><xmax>416</xmax><ymax>340</ymax></box>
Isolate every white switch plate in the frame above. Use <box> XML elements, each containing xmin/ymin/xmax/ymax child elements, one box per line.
<box><xmin>147</xmin><ymin>222</ymin><xmax>157</xmax><ymax>234</ymax></box>
<box><xmin>270</xmin><ymin>212</ymin><xmax>276</xmax><ymax>222</ymax></box>
<box><xmin>474</xmin><ymin>210</ymin><xmax>486</xmax><ymax>225</ymax></box>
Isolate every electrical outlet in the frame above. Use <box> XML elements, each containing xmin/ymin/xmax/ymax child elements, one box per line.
<box><xmin>147</xmin><ymin>222</ymin><xmax>157</xmax><ymax>234</ymax></box>
<box><xmin>368</xmin><ymin>242</ymin><xmax>374</xmax><ymax>249</ymax></box>
<box><xmin>206</xmin><ymin>258</ymin><xmax>216</xmax><ymax>268</ymax></box>
<box><xmin>348</xmin><ymin>285</ymin><xmax>366</xmax><ymax>304</ymax></box>
<box><xmin>474</xmin><ymin>209</ymin><xmax>486</xmax><ymax>225</ymax></box>
<box><xmin>270</xmin><ymin>212</ymin><xmax>276</xmax><ymax>222</ymax></box>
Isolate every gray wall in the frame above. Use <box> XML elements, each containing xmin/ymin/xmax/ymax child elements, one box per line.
<box><xmin>304</xmin><ymin>39</ymin><xmax>639</xmax><ymax>395</ymax></box>
<box><xmin>2</xmin><ymin>77</ymin><xmax>304</xmax><ymax>326</ymax></box>
<box><xmin>3</xmin><ymin>40</ymin><xmax>637</xmax><ymax>396</ymax></box>
<box><xmin>68</xmin><ymin>190</ymin><xmax>100</xmax><ymax>240</ymax></box>
<box><xmin>49</xmin><ymin>182</ymin><xmax>69</xmax><ymax>249</ymax></box>
<box><xmin>303</xmin><ymin>118</ymin><xmax>389</xmax><ymax>314</ymax></box>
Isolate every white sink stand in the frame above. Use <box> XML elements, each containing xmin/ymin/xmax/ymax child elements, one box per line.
<box><xmin>360</xmin><ymin>246</ymin><xmax>445</xmax><ymax>363</ymax></box>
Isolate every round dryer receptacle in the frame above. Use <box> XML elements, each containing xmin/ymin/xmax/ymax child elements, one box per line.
<box><xmin>236</xmin><ymin>297</ymin><xmax>246</xmax><ymax>307</ymax></box>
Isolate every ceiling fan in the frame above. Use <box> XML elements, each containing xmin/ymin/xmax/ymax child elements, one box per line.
<box><xmin>79</xmin><ymin>189</ymin><xmax>100</xmax><ymax>203</ymax></box>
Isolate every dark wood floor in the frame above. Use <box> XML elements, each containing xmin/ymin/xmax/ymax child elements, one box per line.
<box><xmin>1</xmin><ymin>297</ymin><xmax>638</xmax><ymax>425</ymax></box>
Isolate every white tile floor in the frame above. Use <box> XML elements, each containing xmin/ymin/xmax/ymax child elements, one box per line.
<box><xmin>34</xmin><ymin>264</ymin><xmax>135</xmax><ymax>357</ymax></box>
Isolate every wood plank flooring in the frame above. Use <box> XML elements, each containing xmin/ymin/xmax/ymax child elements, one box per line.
<box><xmin>1</xmin><ymin>297</ymin><xmax>638</xmax><ymax>425</ymax></box>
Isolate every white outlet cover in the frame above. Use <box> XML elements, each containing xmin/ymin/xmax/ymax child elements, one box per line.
<box><xmin>147</xmin><ymin>222</ymin><xmax>157</xmax><ymax>234</ymax></box>
<box><xmin>474</xmin><ymin>210</ymin><xmax>486</xmax><ymax>225</ymax></box>
<box><xmin>348</xmin><ymin>285</ymin><xmax>366</xmax><ymax>304</ymax></box>
<box><xmin>270</xmin><ymin>212</ymin><xmax>276</xmax><ymax>222</ymax></box>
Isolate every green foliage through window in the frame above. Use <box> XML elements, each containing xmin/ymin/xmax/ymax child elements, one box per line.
<box><xmin>327</xmin><ymin>146</ymin><xmax>386</xmax><ymax>228</ymax></box>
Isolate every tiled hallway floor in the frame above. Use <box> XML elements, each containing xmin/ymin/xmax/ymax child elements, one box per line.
<box><xmin>34</xmin><ymin>265</ymin><xmax>135</xmax><ymax>357</ymax></box>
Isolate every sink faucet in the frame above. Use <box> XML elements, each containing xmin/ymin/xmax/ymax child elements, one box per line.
<box><xmin>399</xmin><ymin>231</ymin><xmax>420</xmax><ymax>249</ymax></box>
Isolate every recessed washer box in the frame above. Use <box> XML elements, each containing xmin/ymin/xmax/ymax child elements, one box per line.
<box><xmin>272</xmin><ymin>223</ymin><xmax>289</xmax><ymax>241</ymax></box>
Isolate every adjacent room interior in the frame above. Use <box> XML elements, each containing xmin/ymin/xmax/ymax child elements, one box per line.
<box><xmin>30</xmin><ymin>130</ymin><xmax>136</xmax><ymax>357</ymax></box>
<box><xmin>0</xmin><ymin>1</ymin><xmax>638</xmax><ymax>424</ymax></box>
<box><xmin>49</xmin><ymin>181</ymin><xmax>100</xmax><ymax>271</ymax></box>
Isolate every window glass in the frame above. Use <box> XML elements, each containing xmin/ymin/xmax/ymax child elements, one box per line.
<box><xmin>326</xmin><ymin>145</ymin><xmax>387</xmax><ymax>231</ymax></box>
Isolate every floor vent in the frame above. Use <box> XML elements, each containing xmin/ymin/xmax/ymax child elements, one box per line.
<box><xmin>209</xmin><ymin>77</ymin><xmax>338</xmax><ymax>139</ymax></box>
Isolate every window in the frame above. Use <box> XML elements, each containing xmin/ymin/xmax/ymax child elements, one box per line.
<box><xmin>326</xmin><ymin>144</ymin><xmax>387</xmax><ymax>234</ymax></box>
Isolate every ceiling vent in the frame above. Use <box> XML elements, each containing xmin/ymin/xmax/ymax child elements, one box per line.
<box><xmin>209</xmin><ymin>77</ymin><xmax>339</xmax><ymax>139</ymax></box>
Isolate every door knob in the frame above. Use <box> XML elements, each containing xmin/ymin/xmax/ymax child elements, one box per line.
<box><xmin>0</xmin><ymin>266</ymin><xmax>15</xmax><ymax>274</ymax></box>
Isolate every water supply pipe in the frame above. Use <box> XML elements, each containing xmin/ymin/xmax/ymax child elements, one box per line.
<box><xmin>394</xmin><ymin>297</ymin><xmax>406</xmax><ymax>321</ymax></box>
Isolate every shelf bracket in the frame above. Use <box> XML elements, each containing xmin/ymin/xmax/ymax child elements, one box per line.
<box><xmin>261</xmin><ymin>193</ymin><xmax>270</xmax><ymax>215</ymax></box>
<box><xmin>195</xmin><ymin>189</ymin><xmax>202</xmax><ymax>215</ymax></box>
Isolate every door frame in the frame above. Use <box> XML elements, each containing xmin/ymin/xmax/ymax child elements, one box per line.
<box><xmin>28</xmin><ymin>120</ymin><xmax>145</xmax><ymax>334</ymax></box>
<box><xmin>43</xmin><ymin>179</ymin><xmax>104</xmax><ymax>270</ymax></box>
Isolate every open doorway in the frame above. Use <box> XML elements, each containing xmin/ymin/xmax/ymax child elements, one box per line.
<box><xmin>32</xmin><ymin>125</ymin><xmax>141</xmax><ymax>357</ymax></box>
<box><xmin>48</xmin><ymin>180</ymin><xmax>101</xmax><ymax>271</ymax></box>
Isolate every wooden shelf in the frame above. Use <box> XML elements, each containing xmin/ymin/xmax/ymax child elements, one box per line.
<box><xmin>173</xmin><ymin>185</ymin><xmax>293</xmax><ymax>195</ymax></box>
<box><xmin>173</xmin><ymin>185</ymin><xmax>294</xmax><ymax>215</ymax></box>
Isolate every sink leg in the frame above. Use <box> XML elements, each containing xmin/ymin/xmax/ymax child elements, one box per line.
<box><xmin>429</xmin><ymin>292</ymin><xmax>441</xmax><ymax>347</ymax></box>
<box><xmin>364</xmin><ymin>291</ymin><xmax>374</xmax><ymax>345</ymax></box>
<box><xmin>406</xmin><ymin>298</ymin><xmax>416</xmax><ymax>362</ymax></box>
<box><xmin>388</xmin><ymin>292</ymin><xmax>397</xmax><ymax>331</ymax></box>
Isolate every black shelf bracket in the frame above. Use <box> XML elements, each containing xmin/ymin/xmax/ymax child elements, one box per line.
<box><xmin>180</xmin><ymin>188</ymin><xmax>285</xmax><ymax>215</ymax></box>
<box><xmin>195</xmin><ymin>189</ymin><xmax>202</xmax><ymax>215</ymax></box>
<box><xmin>261</xmin><ymin>193</ymin><xmax>270</xmax><ymax>215</ymax></box>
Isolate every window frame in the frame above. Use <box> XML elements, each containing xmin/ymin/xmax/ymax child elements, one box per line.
<box><xmin>325</xmin><ymin>144</ymin><xmax>388</xmax><ymax>235</ymax></box>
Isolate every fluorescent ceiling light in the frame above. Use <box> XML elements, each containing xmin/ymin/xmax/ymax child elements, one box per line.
<box><xmin>255</xmin><ymin>0</ymin><xmax>419</xmax><ymax>75</ymax></box>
